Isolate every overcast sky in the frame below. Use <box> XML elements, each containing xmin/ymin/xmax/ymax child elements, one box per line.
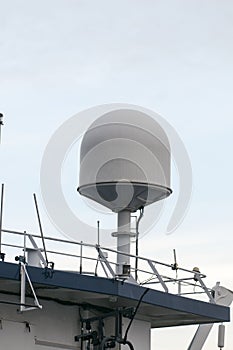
<box><xmin>1</xmin><ymin>1</ymin><xmax>233</xmax><ymax>349</ymax></box>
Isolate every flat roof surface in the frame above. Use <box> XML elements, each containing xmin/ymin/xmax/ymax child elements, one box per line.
<box><xmin>0</xmin><ymin>262</ymin><xmax>230</xmax><ymax>328</ymax></box>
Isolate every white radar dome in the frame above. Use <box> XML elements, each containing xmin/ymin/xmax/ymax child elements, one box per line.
<box><xmin>78</xmin><ymin>108</ymin><xmax>172</xmax><ymax>212</ymax></box>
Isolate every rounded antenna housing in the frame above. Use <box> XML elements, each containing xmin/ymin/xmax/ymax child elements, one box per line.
<box><xmin>77</xmin><ymin>108</ymin><xmax>172</xmax><ymax>277</ymax></box>
<box><xmin>78</xmin><ymin>108</ymin><xmax>172</xmax><ymax>212</ymax></box>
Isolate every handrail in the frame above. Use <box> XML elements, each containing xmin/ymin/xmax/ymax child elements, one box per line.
<box><xmin>2</xmin><ymin>229</ymin><xmax>206</xmax><ymax>277</ymax></box>
<box><xmin>1</xmin><ymin>228</ymin><xmax>211</xmax><ymax>301</ymax></box>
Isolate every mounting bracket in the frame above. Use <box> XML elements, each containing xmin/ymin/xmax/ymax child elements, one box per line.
<box><xmin>18</xmin><ymin>260</ymin><xmax>42</xmax><ymax>312</ymax></box>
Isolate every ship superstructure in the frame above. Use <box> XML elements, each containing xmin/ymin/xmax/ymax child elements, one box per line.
<box><xmin>0</xmin><ymin>106</ymin><xmax>231</xmax><ymax>350</ymax></box>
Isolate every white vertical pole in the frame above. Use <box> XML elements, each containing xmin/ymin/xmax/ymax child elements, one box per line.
<box><xmin>218</xmin><ymin>324</ymin><xmax>225</xmax><ymax>349</ymax></box>
<box><xmin>0</xmin><ymin>184</ymin><xmax>4</xmax><ymax>255</ymax></box>
<box><xmin>20</xmin><ymin>263</ymin><xmax>26</xmax><ymax>312</ymax></box>
<box><xmin>116</xmin><ymin>210</ymin><xmax>131</xmax><ymax>274</ymax></box>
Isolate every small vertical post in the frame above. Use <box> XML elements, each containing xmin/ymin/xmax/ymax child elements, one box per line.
<box><xmin>218</xmin><ymin>324</ymin><xmax>225</xmax><ymax>349</ymax></box>
<box><xmin>97</xmin><ymin>220</ymin><xmax>100</xmax><ymax>246</ymax></box>
<box><xmin>178</xmin><ymin>281</ymin><xmax>181</xmax><ymax>295</ymax></box>
<box><xmin>135</xmin><ymin>207</ymin><xmax>144</xmax><ymax>281</ymax></box>
<box><xmin>0</xmin><ymin>184</ymin><xmax>5</xmax><ymax>261</ymax></box>
<box><xmin>23</xmin><ymin>231</ymin><xmax>26</xmax><ymax>261</ymax></box>
<box><xmin>115</xmin><ymin>210</ymin><xmax>131</xmax><ymax>275</ymax></box>
<box><xmin>80</xmin><ymin>241</ymin><xmax>83</xmax><ymax>274</ymax></box>
<box><xmin>33</xmin><ymin>193</ymin><xmax>48</xmax><ymax>266</ymax></box>
<box><xmin>20</xmin><ymin>263</ymin><xmax>26</xmax><ymax>312</ymax></box>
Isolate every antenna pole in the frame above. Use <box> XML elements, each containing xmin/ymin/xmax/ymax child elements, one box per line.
<box><xmin>33</xmin><ymin>193</ymin><xmax>48</xmax><ymax>266</ymax></box>
<box><xmin>173</xmin><ymin>249</ymin><xmax>177</xmax><ymax>266</ymax></box>
<box><xmin>116</xmin><ymin>210</ymin><xmax>131</xmax><ymax>275</ymax></box>
<box><xmin>97</xmin><ymin>220</ymin><xmax>100</xmax><ymax>246</ymax></box>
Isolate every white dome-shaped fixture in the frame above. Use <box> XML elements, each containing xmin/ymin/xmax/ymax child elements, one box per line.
<box><xmin>78</xmin><ymin>108</ymin><xmax>172</xmax><ymax>212</ymax></box>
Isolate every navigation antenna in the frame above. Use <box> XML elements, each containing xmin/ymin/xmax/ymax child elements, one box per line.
<box><xmin>78</xmin><ymin>108</ymin><xmax>172</xmax><ymax>278</ymax></box>
<box><xmin>33</xmin><ymin>193</ymin><xmax>54</xmax><ymax>269</ymax></box>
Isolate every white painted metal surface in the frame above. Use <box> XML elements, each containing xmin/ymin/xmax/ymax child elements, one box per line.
<box><xmin>122</xmin><ymin>319</ymin><xmax>151</xmax><ymax>350</ymax></box>
<box><xmin>187</xmin><ymin>284</ymin><xmax>233</xmax><ymax>350</ymax></box>
<box><xmin>0</xmin><ymin>296</ymin><xmax>80</xmax><ymax>350</ymax></box>
<box><xmin>27</xmin><ymin>248</ymin><xmax>42</xmax><ymax>268</ymax></box>
<box><xmin>0</xmin><ymin>292</ymin><xmax>151</xmax><ymax>350</ymax></box>
<box><xmin>115</xmin><ymin>210</ymin><xmax>131</xmax><ymax>275</ymax></box>
<box><xmin>218</xmin><ymin>324</ymin><xmax>225</xmax><ymax>349</ymax></box>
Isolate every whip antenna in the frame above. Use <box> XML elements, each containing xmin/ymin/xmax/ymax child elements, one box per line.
<box><xmin>33</xmin><ymin>193</ymin><xmax>49</xmax><ymax>267</ymax></box>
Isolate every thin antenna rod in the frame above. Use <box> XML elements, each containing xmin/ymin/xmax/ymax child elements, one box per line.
<box><xmin>95</xmin><ymin>221</ymin><xmax>100</xmax><ymax>276</ymax></box>
<box><xmin>0</xmin><ymin>184</ymin><xmax>4</xmax><ymax>254</ymax></box>
<box><xmin>173</xmin><ymin>249</ymin><xmax>177</xmax><ymax>266</ymax></box>
<box><xmin>97</xmin><ymin>220</ymin><xmax>100</xmax><ymax>246</ymax></box>
<box><xmin>33</xmin><ymin>193</ymin><xmax>48</xmax><ymax>266</ymax></box>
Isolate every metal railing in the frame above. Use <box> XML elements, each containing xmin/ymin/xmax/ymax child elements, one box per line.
<box><xmin>1</xmin><ymin>228</ymin><xmax>215</xmax><ymax>303</ymax></box>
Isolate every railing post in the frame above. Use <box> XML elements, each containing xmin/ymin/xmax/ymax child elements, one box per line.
<box><xmin>20</xmin><ymin>262</ymin><xmax>26</xmax><ymax>312</ymax></box>
<box><xmin>178</xmin><ymin>281</ymin><xmax>181</xmax><ymax>295</ymax></box>
<box><xmin>0</xmin><ymin>184</ymin><xmax>5</xmax><ymax>260</ymax></box>
<box><xmin>80</xmin><ymin>241</ymin><xmax>83</xmax><ymax>274</ymax></box>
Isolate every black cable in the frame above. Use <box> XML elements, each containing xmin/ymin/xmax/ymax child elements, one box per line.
<box><xmin>135</xmin><ymin>207</ymin><xmax>144</xmax><ymax>281</ymax></box>
<box><xmin>123</xmin><ymin>287</ymin><xmax>149</xmax><ymax>343</ymax></box>
<box><xmin>100</xmin><ymin>337</ymin><xmax>113</xmax><ymax>349</ymax></box>
<box><xmin>124</xmin><ymin>340</ymin><xmax>134</xmax><ymax>350</ymax></box>
<box><xmin>100</xmin><ymin>337</ymin><xmax>135</xmax><ymax>350</ymax></box>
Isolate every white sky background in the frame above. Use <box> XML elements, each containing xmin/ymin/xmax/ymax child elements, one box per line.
<box><xmin>0</xmin><ymin>0</ymin><xmax>233</xmax><ymax>349</ymax></box>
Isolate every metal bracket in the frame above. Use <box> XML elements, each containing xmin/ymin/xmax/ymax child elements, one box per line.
<box><xmin>19</xmin><ymin>261</ymin><xmax>42</xmax><ymax>312</ymax></box>
<box><xmin>148</xmin><ymin>260</ymin><xmax>169</xmax><ymax>293</ymax></box>
<box><xmin>75</xmin><ymin>307</ymin><xmax>135</xmax><ymax>349</ymax></box>
<box><xmin>96</xmin><ymin>247</ymin><xmax>116</xmax><ymax>278</ymax></box>
<box><xmin>28</xmin><ymin>234</ymin><xmax>47</xmax><ymax>267</ymax></box>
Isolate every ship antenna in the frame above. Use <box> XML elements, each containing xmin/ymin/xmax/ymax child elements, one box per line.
<box><xmin>78</xmin><ymin>109</ymin><xmax>172</xmax><ymax>278</ymax></box>
<box><xmin>97</xmin><ymin>220</ymin><xmax>100</xmax><ymax>246</ymax></box>
<box><xmin>33</xmin><ymin>193</ymin><xmax>49</xmax><ymax>267</ymax></box>
<box><xmin>95</xmin><ymin>220</ymin><xmax>100</xmax><ymax>276</ymax></box>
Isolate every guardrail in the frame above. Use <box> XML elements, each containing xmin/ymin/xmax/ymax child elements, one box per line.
<box><xmin>1</xmin><ymin>228</ymin><xmax>215</xmax><ymax>303</ymax></box>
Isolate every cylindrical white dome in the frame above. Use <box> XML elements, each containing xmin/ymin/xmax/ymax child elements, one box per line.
<box><xmin>78</xmin><ymin>108</ymin><xmax>172</xmax><ymax>212</ymax></box>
